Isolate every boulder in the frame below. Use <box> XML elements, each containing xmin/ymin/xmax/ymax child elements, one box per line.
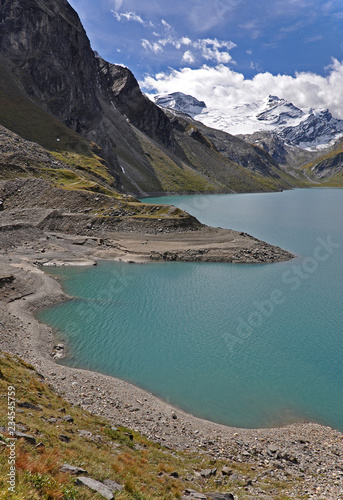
<box><xmin>75</xmin><ymin>477</ymin><xmax>114</xmax><ymax>499</ymax></box>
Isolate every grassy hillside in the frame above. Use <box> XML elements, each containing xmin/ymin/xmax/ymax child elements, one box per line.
<box><xmin>0</xmin><ymin>351</ymin><xmax>301</xmax><ymax>500</ymax></box>
<box><xmin>302</xmin><ymin>142</ymin><xmax>343</xmax><ymax>186</ymax></box>
<box><xmin>0</xmin><ymin>60</ymin><xmax>120</xmax><ymax>196</ymax></box>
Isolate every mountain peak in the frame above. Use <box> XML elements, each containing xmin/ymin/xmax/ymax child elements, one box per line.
<box><xmin>257</xmin><ymin>97</ymin><xmax>304</xmax><ymax>126</ymax></box>
<box><xmin>154</xmin><ymin>92</ymin><xmax>207</xmax><ymax>117</ymax></box>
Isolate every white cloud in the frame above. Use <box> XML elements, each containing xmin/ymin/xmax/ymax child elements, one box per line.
<box><xmin>180</xmin><ymin>37</ymin><xmax>192</xmax><ymax>46</ymax></box>
<box><xmin>199</xmin><ymin>38</ymin><xmax>236</xmax><ymax>51</ymax></box>
<box><xmin>182</xmin><ymin>50</ymin><xmax>195</xmax><ymax>64</ymax></box>
<box><xmin>112</xmin><ymin>11</ymin><xmax>145</xmax><ymax>24</ymax></box>
<box><xmin>194</xmin><ymin>38</ymin><xmax>236</xmax><ymax>64</ymax></box>
<box><xmin>142</xmin><ymin>29</ymin><xmax>237</xmax><ymax>66</ymax></box>
<box><xmin>141</xmin><ymin>59</ymin><xmax>343</xmax><ymax>119</ymax></box>
<box><xmin>141</xmin><ymin>39</ymin><xmax>163</xmax><ymax>53</ymax></box>
<box><xmin>161</xmin><ymin>19</ymin><xmax>172</xmax><ymax>30</ymax></box>
<box><xmin>202</xmin><ymin>48</ymin><xmax>233</xmax><ymax>64</ymax></box>
<box><xmin>112</xmin><ymin>9</ymin><xmax>155</xmax><ymax>27</ymax></box>
<box><xmin>305</xmin><ymin>35</ymin><xmax>324</xmax><ymax>43</ymax></box>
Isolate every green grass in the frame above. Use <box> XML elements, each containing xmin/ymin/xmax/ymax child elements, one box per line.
<box><xmin>0</xmin><ymin>350</ymin><xmax>313</xmax><ymax>499</ymax></box>
<box><xmin>301</xmin><ymin>143</ymin><xmax>343</xmax><ymax>186</ymax></box>
<box><xmin>136</xmin><ymin>133</ymin><xmax>223</xmax><ymax>193</ymax></box>
<box><xmin>0</xmin><ymin>60</ymin><xmax>121</xmax><ymax>197</ymax></box>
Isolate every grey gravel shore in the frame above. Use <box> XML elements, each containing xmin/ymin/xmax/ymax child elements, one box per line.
<box><xmin>0</xmin><ymin>239</ymin><xmax>343</xmax><ymax>499</ymax></box>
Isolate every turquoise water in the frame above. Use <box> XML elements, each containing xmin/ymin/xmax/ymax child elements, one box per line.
<box><xmin>38</xmin><ymin>189</ymin><xmax>343</xmax><ymax>430</ymax></box>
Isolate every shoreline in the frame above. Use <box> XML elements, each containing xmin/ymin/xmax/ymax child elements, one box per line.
<box><xmin>1</xmin><ymin>226</ymin><xmax>343</xmax><ymax>497</ymax></box>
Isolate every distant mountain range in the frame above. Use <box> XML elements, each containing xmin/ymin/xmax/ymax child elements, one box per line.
<box><xmin>154</xmin><ymin>92</ymin><xmax>343</xmax><ymax>152</ymax></box>
<box><xmin>153</xmin><ymin>92</ymin><xmax>343</xmax><ymax>184</ymax></box>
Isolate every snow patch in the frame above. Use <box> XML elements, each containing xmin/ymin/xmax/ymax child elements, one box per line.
<box><xmin>151</xmin><ymin>91</ymin><xmax>343</xmax><ymax>151</ymax></box>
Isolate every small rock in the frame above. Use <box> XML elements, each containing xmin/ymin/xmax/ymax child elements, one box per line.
<box><xmin>14</xmin><ymin>432</ymin><xmax>36</xmax><ymax>445</ymax></box>
<box><xmin>17</xmin><ymin>401</ymin><xmax>42</xmax><ymax>411</ymax></box>
<box><xmin>60</xmin><ymin>464</ymin><xmax>88</xmax><ymax>476</ymax></box>
<box><xmin>221</xmin><ymin>466</ymin><xmax>232</xmax><ymax>476</ymax></box>
<box><xmin>62</xmin><ymin>415</ymin><xmax>74</xmax><ymax>423</ymax></box>
<box><xmin>54</xmin><ymin>344</ymin><xmax>64</xmax><ymax>350</ymax></box>
<box><xmin>182</xmin><ymin>490</ymin><xmax>207</xmax><ymax>500</ymax></box>
<box><xmin>268</xmin><ymin>445</ymin><xmax>279</xmax><ymax>454</ymax></box>
<box><xmin>59</xmin><ymin>434</ymin><xmax>71</xmax><ymax>443</ymax></box>
<box><xmin>75</xmin><ymin>477</ymin><xmax>114</xmax><ymax>499</ymax></box>
<box><xmin>78</xmin><ymin>430</ymin><xmax>93</xmax><ymax>438</ymax></box>
<box><xmin>201</xmin><ymin>468</ymin><xmax>217</xmax><ymax>478</ymax></box>
<box><xmin>207</xmin><ymin>494</ymin><xmax>235</xmax><ymax>500</ymax></box>
<box><xmin>47</xmin><ymin>417</ymin><xmax>58</xmax><ymax>424</ymax></box>
<box><xmin>16</xmin><ymin>424</ymin><xmax>29</xmax><ymax>432</ymax></box>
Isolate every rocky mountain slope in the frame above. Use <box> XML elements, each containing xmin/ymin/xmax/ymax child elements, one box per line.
<box><xmin>154</xmin><ymin>93</ymin><xmax>343</xmax><ymax>183</ymax></box>
<box><xmin>0</xmin><ymin>0</ymin><xmax>299</xmax><ymax>195</ymax></box>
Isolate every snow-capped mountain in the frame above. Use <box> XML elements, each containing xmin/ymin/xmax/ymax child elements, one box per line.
<box><xmin>155</xmin><ymin>92</ymin><xmax>206</xmax><ymax>116</ymax></box>
<box><xmin>153</xmin><ymin>93</ymin><xmax>343</xmax><ymax>152</ymax></box>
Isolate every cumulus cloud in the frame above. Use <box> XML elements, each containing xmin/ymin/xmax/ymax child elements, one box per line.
<box><xmin>141</xmin><ymin>59</ymin><xmax>343</xmax><ymax>118</ymax></box>
<box><xmin>195</xmin><ymin>38</ymin><xmax>236</xmax><ymax>64</ymax></box>
<box><xmin>180</xmin><ymin>37</ymin><xmax>192</xmax><ymax>46</ymax></box>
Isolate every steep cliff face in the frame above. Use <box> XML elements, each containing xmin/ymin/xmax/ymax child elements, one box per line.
<box><xmin>97</xmin><ymin>58</ymin><xmax>174</xmax><ymax>149</ymax></box>
<box><xmin>0</xmin><ymin>0</ymin><xmax>124</xmax><ymax>188</ymax></box>
<box><xmin>0</xmin><ymin>0</ymin><xmax>99</xmax><ymax>130</ymax></box>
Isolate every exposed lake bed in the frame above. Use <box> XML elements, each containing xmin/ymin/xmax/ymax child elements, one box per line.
<box><xmin>39</xmin><ymin>189</ymin><xmax>343</xmax><ymax>432</ymax></box>
<box><xmin>1</xmin><ymin>188</ymin><xmax>343</xmax><ymax>499</ymax></box>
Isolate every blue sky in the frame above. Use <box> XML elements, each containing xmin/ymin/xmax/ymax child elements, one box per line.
<box><xmin>68</xmin><ymin>0</ymin><xmax>343</xmax><ymax>114</ymax></box>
